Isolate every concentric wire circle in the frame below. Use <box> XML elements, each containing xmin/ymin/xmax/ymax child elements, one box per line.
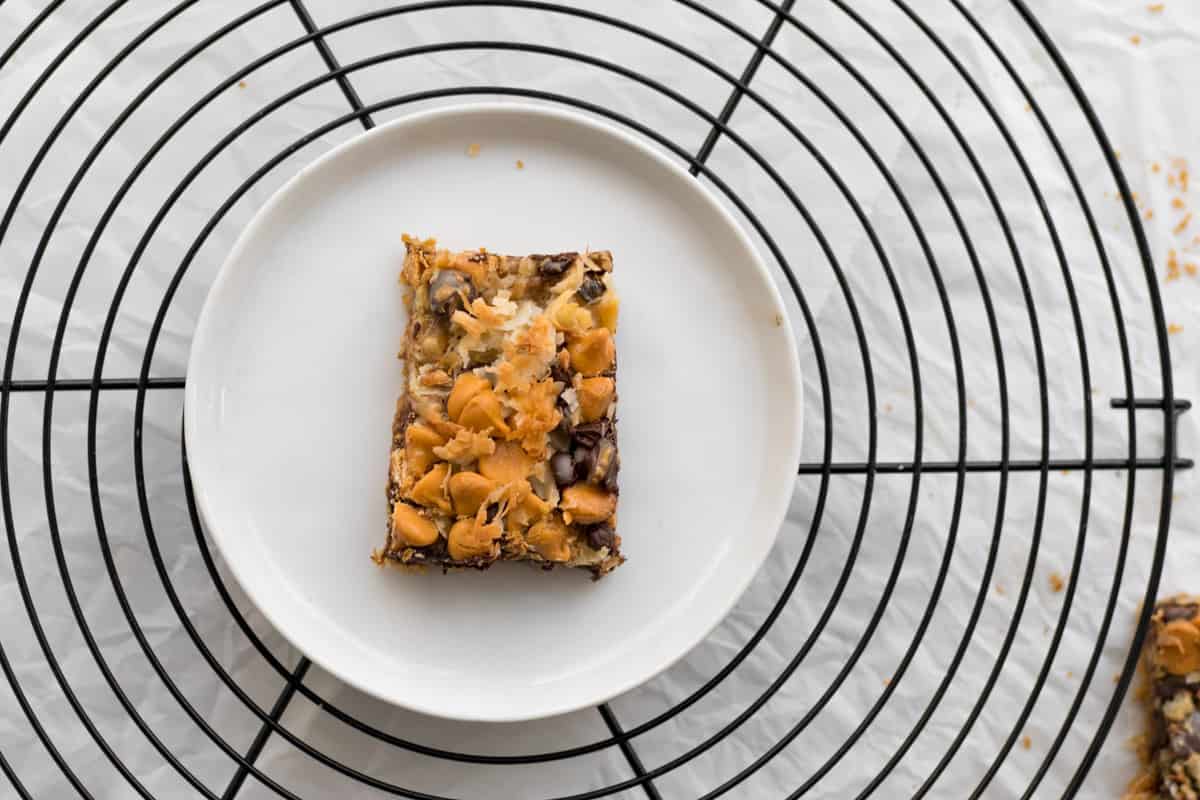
<box><xmin>0</xmin><ymin>1</ymin><xmax>1184</xmax><ymax>797</ymax></box>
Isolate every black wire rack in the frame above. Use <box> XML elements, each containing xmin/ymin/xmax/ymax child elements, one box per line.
<box><xmin>0</xmin><ymin>0</ymin><xmax>1192</xmax><ymax>797</ymax></box>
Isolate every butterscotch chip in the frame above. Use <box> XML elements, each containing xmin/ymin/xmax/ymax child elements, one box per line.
<box><xmin>593</xmin><ymin>291</ymin><xmax>619</xmax><ymax>333</ymax></box>
<box><xmin>448</xmin><ymin>516</ymin><xmax>502</xmax><ymax>561</ymax></box>
<box><xmin>560</xmin><ymin>484</ymin><xmax>616</xmax><ymax>525</ymax></box>
<box><xmin>448</xmin><ymin>472</ymin><xmax>495</xmax><ymax>517</ymax></box>
<box><xmin>381</xmin><ymin>236</ymin><xmax>624</xmax><ymax>577</ymax></box>
<box><xmin>478</xmin><ymin>440</ymin><xmax>534</xmax><ymax>485</ymax></box>
<box><xmin>578</xmin><ymin>377</ymin><xmax>615</xmax><ymax>422</ymax></box>
<box><xmin>1156</xmin><ymin>619</ymin><xmax>1200</xmax><ymax>675</ymax></box>
<box><xmin>409</xmin><ymin>463</ymin><xmax>451</xmax><ymax>514</ymax></box>
<box><xmin>527</xmin><ymin>517</ymin><xmax>571</xmax><ymax>562</ymax></box>
<box><xmin>548</xmin><ymin>294</ymin><xmax>594</xmax><ymax>332</ymax></box>
<box><xmin>404</xmin><ymin>424</ymin><xmax>445</xmax><ymax>479</ymax></box>
<box><xmin>447</xmin><ymin>372</ymin><xmax>489</xmax><ymax>422</ymax></box>
<box><xmin>567</xmin><ymin>328</ymin><xmax>615</xmax><ymax>377</ymax></box>
<box><xmin>505</xmin><ymin>481</ymin><xmax>551</xmax><ymax>531</ymax></box>
<box><xmin>458</xmin><ymin>389</ymin><xmax>509</xmax><ymax>434</ymax></box>
<box><xmin>390</xmin><ymin>503</ymin><xmax>439</xmax><ymax>548</ymax></box>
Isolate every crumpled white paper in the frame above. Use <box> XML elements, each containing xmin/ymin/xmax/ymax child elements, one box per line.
<box><xmin>1</xmin><ymin>0</ymin><xmax>1197</xmax><ymax>797</ymax></box>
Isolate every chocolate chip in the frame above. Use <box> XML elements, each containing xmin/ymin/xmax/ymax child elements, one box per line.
<box><xmin>538</xmin><ymin>254</ymin><xmax>575</xmax><ymax>277</ymax></box>
<box><xmin>1163</xmin><ymin>603</ymin><xmax>1199</xmax><ymax>622</ymax></box>
<box><xmin>1157</xmin><ymin>675</ymin><xmax>1192</xmax><ymax>699</ymax></box>
<box><xmin>587</xmin><ymin>440</ymin><xmax>617</xmax><ymax>485</ymax></box>
<box><xmin>604</xmin><ymin>450</ymin><xmax>620</xmax><ymax>492</ymax></box>
<box><xmin>548</xmin><ymin>424</ymin><xmax>571</xmax><ymax>453</ymax></box>
<box><xmin>550</xmin><ymin>361</ymin><xmax>572</xmax><ymax>386</ymax></box>
<box><xmin>586</xmin><ymin>525</ymin><xmax>616</xmax><ymax>551</ymax></box>
<box><xmin>428</xmin><ymin>269</ymin><xmax>476</xmax><ymax>316</ymax></box>
<box><xmin>1170</xmin><ymin>726</ymin><xmax>1200</xmax><ymax>758</ymax></box>
<box><xmin>551</xmin><ymin>452</ymin><xmax>575</xmax><ymax>487</ymax></box>
<box><xmin>572</xmin><ymin>447</ymin><xmax>591</xmax><ymax>480</ymax></box>
<box><xmin>571</xmin><ymin>420</ymin><xmax>606</xmax><ymax>449</ymax></box>
<box><xmin>576</xmin><ymin>274</ymin><xmax>605</xmax><ymax>304</ymax></box>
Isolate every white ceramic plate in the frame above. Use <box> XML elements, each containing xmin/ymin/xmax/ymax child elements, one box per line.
<box><xmin>186</xmin><ymin>103</ymin><xmax>803</xmax><ymax>722</ymax></box>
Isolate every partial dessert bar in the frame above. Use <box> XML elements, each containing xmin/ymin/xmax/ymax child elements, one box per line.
<box><xmin>376</xmin><ymin>235</ymin><xmax>623</xmax><ymax>578</ymax></box>
<box><xmin>1144</xmin><ymin>595</ymin><xmax>1200</xmax><ymax>797</ymax></box>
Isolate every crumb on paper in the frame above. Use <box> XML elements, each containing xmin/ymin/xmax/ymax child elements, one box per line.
<box><xmin>1167</xmin><ymin>249</ymin><xmax>1181</xmax><ymax>281</ymax></box>
<box><xmin>1145</xmin><ymin>209</ymin><xmax>1154</xmax><ymax>220</ymax></box>
<box><xmin>516</xmin><ymin>159</ymin><xmax>524</xmax><ymax>169</ymax></box>
<box><xmin>1186</xmin><ymin>262</ymin><xmax>1197</xmax><ymax>276</ymax></box>
<box><xmin>1169</xmin><ymin>323</ymin><xmax>1184</xmax><ymax>335</ymax></box>
<box><xmin>1148</xmin><ymin>2</ymin><xmax>1165</xmax><ymax>10</ymax></box>
<box><xmin>1066</xmin><ymin>670</ymin><xmax>1074</xmax><ymax>679</ymax></box>
<box><xmin>1024</xmin><ymin>102</ymin><xmax>1032</xmax><ymax>112</ymax></box>
<box><xmin>967</xmin><ymin>398</ymin><xmax>977</xmax><ymax>409</ymax></box>
<box><xmin>774</xmin><ymin>313</ymin><xmax>783</xmax><ymax>328</ymax></box>
<box><xmin>1177</xmin><ymin>212</ymin><xmax>1194</xmax><ymax>234</ymax></box>
<box><xmin>996</xmin><ymin>583</ymin><xmax>1006</xmax><ymax>596</ymax></box>
<box><xmin>1152</xmin><ymin>162</ymin><xmax>1162</xmax><ymax>173</ymax></box>
<box><xmin>1061</xmin><ymin>469</ymin><xmax>1070</xmax><ymax>475</ymax></box>
<box><xmin>1130</xmin><ymin>34</ymin><xmax>1142</xmax><ymax>45</ymax></box>
<box><xmin>1049</xmin><ymin>572</ymin><xmax>1065</xmax><ymax>592</ymax></box>
<box><xmin>883</xmin><ymin>677</ymin><xmax>891</xmax><ymax>686</ymax></box>
<box><xmin>238</xmin><ymin>80</ymin><xmax>247</xmax><ymax>89</ymax></box>
<box><xmin>466</xmin><ymin>143</ymin><xmax>481</xmax><ymax>157</ymax></box>
<box><xmin>1173</xmin><ymin>197</ymin><xmax>1186</xmax><ymax>210</ymax></box>
<box><xmin>1021</xmin><ymin>735</ymin><xmax>1032</xmax><ymax>750</ymax></box>
<box><xmin>883</xmin><ymin>402</ymin><xmax>893</xmax><ymax>414</ymax></box>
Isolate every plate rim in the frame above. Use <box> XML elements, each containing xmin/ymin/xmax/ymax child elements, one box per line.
<box><xmin>184</xmin><ymin>101</ymin><xmax>804</xmax><ymax>722</ymax></box>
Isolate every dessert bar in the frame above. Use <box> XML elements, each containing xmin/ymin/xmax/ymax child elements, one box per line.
<box><xmin>376</xmin><ymin>236</ymin><xmax>623</xmax><ymax>578</ymax></box>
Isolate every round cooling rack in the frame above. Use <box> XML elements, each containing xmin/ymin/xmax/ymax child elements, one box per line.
<box><xmin>0</xmin><ymin>1</ymin><xmax>1191</xmax><ymax>798</ymax></box>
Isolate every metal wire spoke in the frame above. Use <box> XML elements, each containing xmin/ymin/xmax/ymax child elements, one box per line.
<box><xmin>0</xmin><ymin>0</ymin><xmax>1184</xmax><ymax>798</ymax></box>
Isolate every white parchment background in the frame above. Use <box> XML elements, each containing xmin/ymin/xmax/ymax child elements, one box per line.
<box><xmin>1</xmin><ymin>0</ymin><xmax>1197</xmax><ymax>798</ymax></box>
